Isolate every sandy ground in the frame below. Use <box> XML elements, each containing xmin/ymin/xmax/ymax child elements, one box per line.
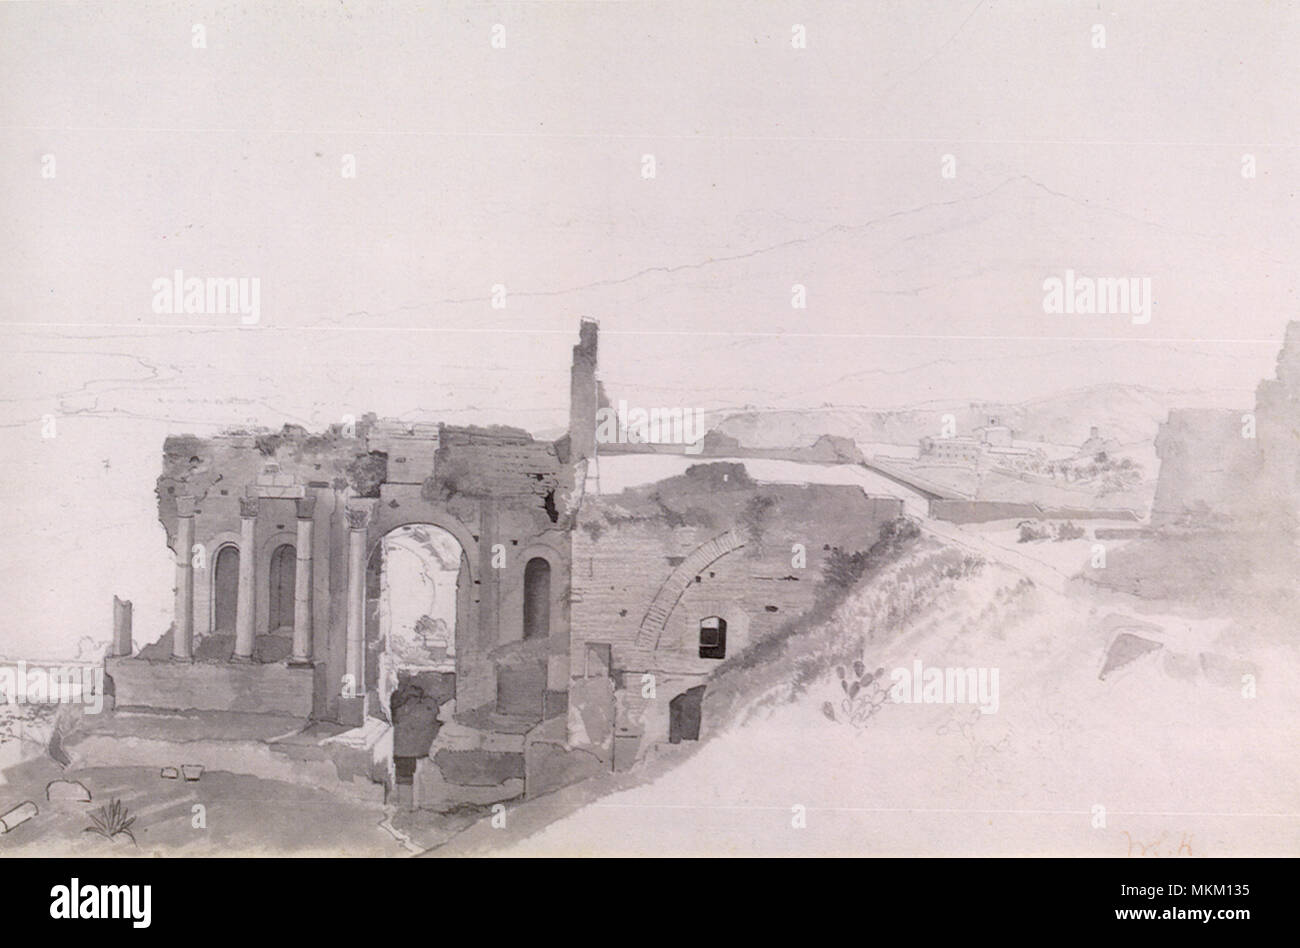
<box><xmin>444</xmin><ymin>556</ymin><xmax>1300</xmax><ymax>857</ymax></box>
<box><xmin>0</xmin><ymin>755</ymin><xmax>412</xmax><ymax>856</ymax></box>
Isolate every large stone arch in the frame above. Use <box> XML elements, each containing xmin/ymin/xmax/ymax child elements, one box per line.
<box><xmin>635</xmin><ymin>528</ymin><xmax>747</xmax><ymax>649</ymax></box>
<box><xmin>367</xmin><ymin>510</ymin><xmax>480</xmax><ymax>584</ymax></box>
<box><xmin>364</xmin><ymin>522</ymin><xmax>473</xmax><ymax>723</ymax></box>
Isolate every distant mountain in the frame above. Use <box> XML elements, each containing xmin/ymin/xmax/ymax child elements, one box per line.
<box><xmin>707</xmin><ymin>384</ymin><xmax>1249</xmax><ymax>451</ymax></box>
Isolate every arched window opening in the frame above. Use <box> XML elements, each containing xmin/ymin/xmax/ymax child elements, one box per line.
<box><xmin>523</xmin><ymin>557</ymin><xmax>552</xmax><ymax>640</ymax></box>
<box><xmin>213</xmin><ymin>545</ymin><xmax>240</xmax><ymax>632</ymax></box>
<box><xmin>269</xmin><ymin>543</ymin><xmax>295</xmax><ymax>632</ymax></box>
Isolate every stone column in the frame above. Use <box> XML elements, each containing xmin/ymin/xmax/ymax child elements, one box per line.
<box><xmin>341</xmin><ymin>501</ymin><xmax>371</xmax><ymax>723</ymax></box>
<box><xmin>112</xmin><ymin>596</ymin><xmax>133</xmax><ymax>657</ymax></box>
<box><xmin>290</xmin><ymin>494</ymin><xmax>316</xmax><ymax>665</ymax></box>
<box><xmin>479</xmin><ymin>500</ymin><xmax>500</xmax><ymax>646</ymax></box>
<box><xmin>233</xmin><ymin>496</ymin><xmax>258</xmax><ymax>661</ymax></box>
<box><xmin>172</xmin><ymin>496</ymin><xmax>196</xmax><ymax>661</ymax></box>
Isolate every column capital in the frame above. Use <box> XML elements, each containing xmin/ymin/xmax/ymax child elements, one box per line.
<box><xmin>238</xmin><ymin>496</ymin><xmax>260</xmax><ymax>519</ymax></box>
<box><xmin>345</xmin><ymin>501</ymin><xmax>374</xmax><ymax>530</ymax></box>
<box><xmin>295</xmin><ymin>494</ymin><xmax>318</xmax><ymax>520</ymax></box>
<box><xmin>175</xmin><ymin>495</ymin><xmax>197</xmax><ymax>518</ymax></box>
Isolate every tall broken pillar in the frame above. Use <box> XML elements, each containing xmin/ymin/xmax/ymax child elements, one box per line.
<box><xmin>568</xmin><ymin>318</ymin><xmax>599</xmax><ymax>463</ymax></box>
<box><xmin>112</xmin><ymin>596</ymin><xmax>133</xmax><ymax>657</ymax></box>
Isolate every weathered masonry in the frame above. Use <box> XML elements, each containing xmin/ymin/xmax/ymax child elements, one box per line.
<box><xmin>97</xmin><ymin>319</ymin><xmax>901</xmax><ymax>808</ymax></box>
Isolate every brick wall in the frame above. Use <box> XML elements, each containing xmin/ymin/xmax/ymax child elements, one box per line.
<box><xmin>107</xmin><ymin>656</ymin><xmax>314</xmax><ymax>716</ymax></box>
<box><xmin>567</xmin><ymin>469</ymin><xmax>902</xmax><ymax>752</ymax></box>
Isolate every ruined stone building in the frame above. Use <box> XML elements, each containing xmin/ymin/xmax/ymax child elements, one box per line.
<box><xmin>1152</xmin><ymin>321</ymin><xmax>1300</xmax><ymax>529</ymax></box>
<box><xmin>95</xmin><ymin>320</ymin><xmax>901</xmax><ymax>808</ymax></box>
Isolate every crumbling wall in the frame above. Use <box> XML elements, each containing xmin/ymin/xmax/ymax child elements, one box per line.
<box><xmin>567</xmin><ymin>463</ymin><xmax>903</xmax><ymax>758</ymax></box>
<box><xmin>1150</xmin><ymin>409</ymin><xmax>1261</xmax><ymax>527</ymax></box>
<box><xmin>156</xmin><ymin>428</ymin><xmax>366</xmax><ymax>648</ymax></box>
<box><xmin>155</xmin><ymin>416</ymin><xmax>578</xmax><ymax>727</ymax></box>
<box><xmin>1151</xmin><ymin>321</ymin><xmax>1300</xmax><ymax>530</ymax></box>
<box><xmin>1253</xmin><ymin>321</ymin><xmax>1300</xmax><ymax>526</ymax></box>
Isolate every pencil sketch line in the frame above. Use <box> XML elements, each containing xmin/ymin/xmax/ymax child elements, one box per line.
<box><xmin>4</xmin><ymin>126</ymin><xmax>1296</xmax><ymax>148</ymax></box>
<box><xmin>0</xmin><ymin>324</ymin><xmax>1287</xmax><ymax>344</ymax></box>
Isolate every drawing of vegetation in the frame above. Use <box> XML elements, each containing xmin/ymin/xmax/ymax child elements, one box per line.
<box><xmin>84</xmin><ymin>799</ymin><xmax>136</xmax><ymax>844</ymax></box>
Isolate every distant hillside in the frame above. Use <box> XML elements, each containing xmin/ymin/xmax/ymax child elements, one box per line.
<box><xmin>708</xmin><ymin>384</ymin><xmax>1249</xmax><ymax>451</ymax></box>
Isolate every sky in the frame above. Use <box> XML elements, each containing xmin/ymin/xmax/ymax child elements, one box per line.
<box><xmin>2</xmin><ymin>0</ymin><xmax>1297</xmax><ymax>427</ymax></box>
<box><xmin>0</xmin><ymin>1</ymin><xmax>1296</xmax><ymax>655</ymax></box>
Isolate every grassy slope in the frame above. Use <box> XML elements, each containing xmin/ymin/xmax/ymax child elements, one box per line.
<box><xmin>487</xmin><ymin>535</ymin><xmax>1300</xmax><ymax>856</ymax></box>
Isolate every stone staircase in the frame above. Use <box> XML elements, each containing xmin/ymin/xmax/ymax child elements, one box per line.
<box><xmin>635</xmin><ymin>528</ymin><xmax>747</xmax><ymax>648</ymax></box>
<box><xmin>412</xmin><ymin>705</ymin><xmax>535</xmax><ymax>809</ymax></box>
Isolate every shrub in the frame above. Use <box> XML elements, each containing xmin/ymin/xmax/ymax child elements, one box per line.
<box><xmin>821</xmin><ymin>517</ymin><xmax>922</xmax><ymax>594</ymax></box>
<box><xmin>1055</xmin><ymin>521</ymin><xmax>1085</xmax><ymax>541</ymax></box>
<box><xmin>741</xmin><ymin>494</ymin><xmax>777</xmax><ymax>549</ymax></box>
<box><xmin>824</xmin><ymin>662</ymin><xmax>890</xmax><ymax>728</ymax></box>
<box><xmin>1018</xmin><ymin>520</ymin><xmax>1049</xmax><ymax>543</ymax></box>
<box><xmin>683</xmin><ymin>462</ymin><xmax>754</xmax><ymax>490</ymax></box>
<box><xmin>85</xmin><ymin>799</ymin><xmax>136</xmax><ymax>844</ymax></box>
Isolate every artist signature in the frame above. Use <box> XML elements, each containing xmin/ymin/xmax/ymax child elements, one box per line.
<box><xmin>1122</xmin><ymin>830</ymin><xmax>1195</xmax><ymax>857</ymax></box>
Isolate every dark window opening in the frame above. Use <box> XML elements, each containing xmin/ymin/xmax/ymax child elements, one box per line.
<box><xmin>213</xmin><ymin>545</ymin><xmax>240</xmax><ymax>632</ymax></box>
<box><xmin>699</xmin><ymin>616</ymin><xmax>726</xmax><ymax>660</ymax></box>
<box><xmin>523</xmin><ymin>557</ymin><xmax>552</xmax><ymax>640</ymax></box>
<box><xmin>394</xmin><ymin>756</ymin><xmax>419</xmax><ymax>785</ymax></box>
<box><xmin>668</xmin><ymin>686</ymin><xmax>705</xmax><ymax>743</ymax></box>
<box><xmin>268</xmin><ymin>543</ymin><xmax>296</xmax><ymax>632</ymax></box>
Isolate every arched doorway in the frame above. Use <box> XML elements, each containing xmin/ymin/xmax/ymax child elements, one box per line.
<box><xmin>268</xmin><ymin>543</ymin><xmax>295</xmax><ymax>633</ymax></box>
<box><xmin>523</xmin><ymin>557</ymin><xmax>551</xmax><ymax>640</ymax></box>
<box><xmin>369</xmin><ymin>525</ymin><xmax>465</xmax><ymax>665</ymax></box>
<box><xmin>669</xmin><ymin>685</ymin><xmax>705</xmax><ymax>743</ymax></box>
<box><xmin>213</xmin><ymin>545</ymin><xmax>240</xmax><ymax>632</ymax></box>
<box><xmin>365</xmin><ymin>524</ymin><xmax>469</xmax><ymax>688</ymax></box>
<box><xmin>367</xmin><ymin>524</ymin><xmax>468</xmax><ymax>775</ymax></box>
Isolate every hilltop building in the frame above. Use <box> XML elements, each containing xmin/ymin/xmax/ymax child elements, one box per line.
<box><xmin>1073</xmin><ymin>426</ymin><xmax>1120</xmax><ymax>461</ymax></box>
<box><xmin>918</xmin><ymin>418</ymin><xmax>1041</xmax><ymax>469</ymax></box>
